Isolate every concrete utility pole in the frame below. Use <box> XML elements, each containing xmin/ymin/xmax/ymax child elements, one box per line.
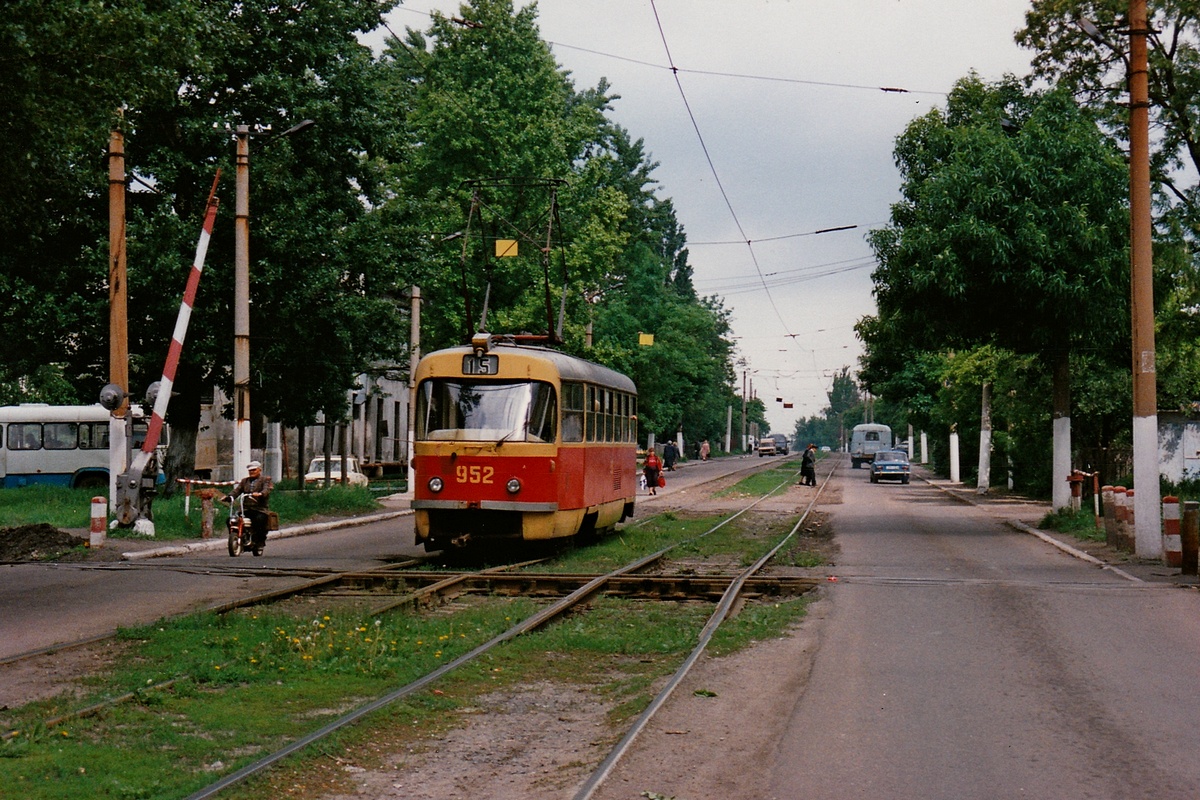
<box><xmin>404</xmin><ymin>286</ymin><xmax>421</xmax><ymax>497</ymax></box>
<box><xmin>741</xmin><ymin>368</ymin><xmax>747</xmax><ymax>452</ymax></box>
<box><xmin>233</xmin><ymin>125</ymin><xmax>252</xmax><ymax>480</ymax></box>
<box><xmin>108</xmin><ymin>129</ymin><xmax>129</xmax><ymax>504</ymax></box>
<box><xmin>231</xmin><ymin>119</ymin><xmax>314</xmax><ymax>481</ymax></box>
<box><xmin>1129</xmin><ymin>0</ymin><xmax>1162</xmax><ymax>557</ymax></box>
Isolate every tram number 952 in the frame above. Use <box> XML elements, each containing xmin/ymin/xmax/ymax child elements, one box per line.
<box><xmin>456</xmin><ymin>465</ymin><xmax>495</xmax><ymax>484</ymax></box>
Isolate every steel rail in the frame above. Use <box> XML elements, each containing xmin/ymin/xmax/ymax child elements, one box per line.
<box><xmin>182</xmin><ymin>549</ymin><xmax>669</xmax><ymax>800</ymax></box>
<box><xmin>572</xmin><ymin>460</ymin><xmax>838</xmax><ymax>800</ymax></box>
<box><xmin>344</xmin><ymin>570</ymin><xmax>822</xmax><ymax>601</ymax></box>
<box><xmin>183</xmin><ymin>460</ymin><xmax>822</xmax><ymax>799</ymax></box>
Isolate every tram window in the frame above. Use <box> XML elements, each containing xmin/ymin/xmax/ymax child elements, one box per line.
<box><xmin>9</xmin><ymin>423</ymin><xmax>41</xmax><ymax>450</ymax></box>
<box><xmin>585</xmin><ymin>385</ymin><xmax>596</xmax><ymax>442</ymax></box>
<box><xmin>613</xmin><ymin>393</ymin><xmax>622</xmax><ymax>442</ymax></box>
<box><xmin>618</xmin><ymin>393</ymin><xmax>627</xmax><ymax>442</ymax></box>
<box><xmin>44</xmin><ymin>423</ymin><xmax>78</xmax><ymax>450</ymax></box>
<box><xmin>608</xmin><ymin>390</ymin><xmax>616</xmax><ymax>442</ymax></box>
<box><xmin>562</xmin><ymin>382</ymin><xmax>583</xmax><ymax>443</ymax></box>
<box><xmin>416</xmin><ymin>378</ymin><xmax>557</xmax><ymax>442</ymax></box>
<box><xmin>597</xmin><ymin>389</ymin><xmax>605</xmax><ymax>442</ymax></box>
<box><xmin>527</xmin><ymin>383</ymin><xmax>558</xmax><ymax>443</ymax></box>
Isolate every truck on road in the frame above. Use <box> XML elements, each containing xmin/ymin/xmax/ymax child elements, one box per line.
<box><xmin>850</xmin><ymin>423</ymin><xmax>892</xmax><ymax>469</ymax></box>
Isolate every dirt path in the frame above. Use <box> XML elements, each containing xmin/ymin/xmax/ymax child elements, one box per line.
<box><xmin>318</xmin><ymin>480</ymin><xmax>841</xmax><ymax>800</ymax></box>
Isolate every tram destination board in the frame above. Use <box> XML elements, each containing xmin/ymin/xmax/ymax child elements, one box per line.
<box><xmin>462</xmin><ymin>354</ymin><xmax>499</xmax><ymax>375</ymax></box>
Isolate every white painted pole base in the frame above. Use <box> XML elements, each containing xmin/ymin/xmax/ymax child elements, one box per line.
<box><xmin>1133</xmin><ymin>414</ymin><xmax>1162</xmax><ymax>558</ymax></box>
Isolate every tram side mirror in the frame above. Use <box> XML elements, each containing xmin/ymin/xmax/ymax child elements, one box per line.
<box><xmin>99</xmin><ymin>383</ymin><xmax>127</xmax><ymax>411</ymax></box>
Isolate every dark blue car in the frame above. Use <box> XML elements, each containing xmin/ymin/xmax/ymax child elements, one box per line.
<box><xmin>869</xmin><ymin>450</ymin><xmax>911</xmax><ymax>484</ymax></box>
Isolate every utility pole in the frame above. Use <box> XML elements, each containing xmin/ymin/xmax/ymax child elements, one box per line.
<box><xmin>405</xmin><ymin>286</ymin><xmax>421</xmax><ymax>497</ymax></box>
<box><xmin>1129</xmin><ymin>0</ymin><xmax>1161</xmax><ymax>557</ymax></box>
<box><xmin>741</xmin><ymin>368</ymin><xmax>747</xmax><ymax>452</ymax></box>
<box><xmin>231</xmin><ymin>119</ymin><xmax>314</xmax><ymax>481</ymax></box>
<box><xmin>233</xmin><ymin>125</ymin><xmax>252</xmax><ymax>480</ymax></box>
<box><xmin>108</xmin><ymin>129</ymin><xmax>129</xmax><ymax>505</ymax></box>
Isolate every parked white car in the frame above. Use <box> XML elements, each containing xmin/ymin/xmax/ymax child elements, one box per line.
<box><xmin>304</xmin><ymin>456</ymin><xmax>369</xmax><ymax>487</ymax></box>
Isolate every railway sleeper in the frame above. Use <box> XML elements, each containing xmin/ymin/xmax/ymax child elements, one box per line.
<box><xmin>321</xmin><ymin>572</ymin><xmax>818</xmax><ymax>603</ymax></box>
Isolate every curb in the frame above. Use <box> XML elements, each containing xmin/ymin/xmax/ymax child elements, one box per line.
<box><xmin>1003</xmin><ymin>519</ymin><xmax>1143</xmax><ymax>583</ymax></box>
<box><xmin>919</xmin><ymin>474</ymin><xmax>1144</xmax><ymax>584</ymax></box>
<box><xmin>120</xmin><ymin>508</ymin><xmax>413</xmax><ymax>560</ymax></box>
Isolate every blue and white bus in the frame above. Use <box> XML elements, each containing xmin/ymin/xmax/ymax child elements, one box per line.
<box><xmin>0</xmin><ymin>404</ymin><xmax>161</xmax><ymax>489</ymax></box>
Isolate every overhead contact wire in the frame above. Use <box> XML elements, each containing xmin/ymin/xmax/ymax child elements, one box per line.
<box><xmin>647</xmin><ymin>0</ymin><xmax>795</xmax><ymax>339</ymax></box>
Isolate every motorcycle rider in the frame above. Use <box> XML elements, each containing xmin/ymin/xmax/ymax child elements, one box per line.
<box><xmin>225</xmin><ymin>460</ymin><xmax>273</xmax><ymax>556</ymax></box>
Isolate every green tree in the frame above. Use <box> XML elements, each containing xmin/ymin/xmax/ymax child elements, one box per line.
<box><xmin>860</xmin><ymin>76</ymin><xmax>1130</xmax><ymax>501</ymax></box>
<box><xmin>0</xmin><ymin>0</ymin><xmax>406</xmax><ymax>486</ymax></box>
<box><xmin>1019</xmin><ymin>2</ymin><xmax>1200</xmax><ymax>411</ymax></box>
<box><xmin>0</xmin><ymin>1</ymin><xmax>202</xmax><ymax>398</ymax></box>
<box><xmin>386</xmin><ymin>1</ymin><xmax>739</xmax><ymax>449</ymax></box>
<box><xmin>385</xmin><ymin>0</ymin><xmax>611</xmax><ymax>348</ymax></box>
<box><xmin>1018</xmin><ymin>2</ymin><xmax>1200</xmax><ymax>226</ymax></box>
<box><xmin>3</xmin><ymin>0</ymin><xmax>745</xmax><ymax>485</ymax></box>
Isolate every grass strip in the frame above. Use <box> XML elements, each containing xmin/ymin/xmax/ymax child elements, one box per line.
<box><xmin>0</xmin><ymin>512</ymin><xmax>818</xmax><ymax>799</ymax></box>
<box><xmin>0</xmin><ymin>484</ymin><xmax>382</xmax><ymax>543</ymax></box>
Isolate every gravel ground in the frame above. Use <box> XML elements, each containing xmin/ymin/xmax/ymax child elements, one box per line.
<box><xmin>315</xmin><ymin>481</ymin><xmax>841</xmax><ymax>800</ymax></box>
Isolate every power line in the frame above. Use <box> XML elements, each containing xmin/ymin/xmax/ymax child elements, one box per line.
<box><xmin>690</xmin><ymin>224</ymin><xmax>858</xmax><ymax>246</ymax></box>
<box><xmin>696</xmin><ymin>258</ymin><xmax>875</xmax><ymax>295</ymax></box>
<box><xmin>548</xmin><ymin>41</ymin><xmax>946</xmax><ymax>97</ymax></box>
<box><xmin>648</xmin><ymin>0</ymin><xmax>796</xmax><ymax>339</ymax></box>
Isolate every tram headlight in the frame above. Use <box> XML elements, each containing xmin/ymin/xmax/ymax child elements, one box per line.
<box><xmin>428</xmin><ymin>476</ymin><xmax>444</xmax><ymax>493</ymax></box>
<box><xmin>506</xmin><ymin>477</ymin><xmax>521</xmax><ymax>494</ymax></box>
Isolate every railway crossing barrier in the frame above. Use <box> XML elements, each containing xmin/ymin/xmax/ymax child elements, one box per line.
<box><xmin>1163</xmin><ymin>496</ymin><xmax>1182</xmax><ymax>568</ymax></box>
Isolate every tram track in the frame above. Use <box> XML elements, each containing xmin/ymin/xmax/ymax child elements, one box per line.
<box><xmin>2</xmin><ymin>456</ymin><xmax>834</xmax><ymax>799</ymax></box>
<box><xmin>183</xmin><ymin>458</ymin><xmax>833</xmax><ymax>800</ymax></box>
<box><xmin>0</xmin><ymin>455</ymin><xmax>791</xmax><ymax>671</ymax></box>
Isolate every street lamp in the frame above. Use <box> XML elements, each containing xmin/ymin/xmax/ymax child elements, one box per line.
<box><xmin>1078</xmin><ymin>7</ymin><xmax>1160</xmax><ymax>557</ymax></box>
<box><xmin>233</xmin><ymin>119</ymin><xmax>316</xmax><ymax>481</ymax></box>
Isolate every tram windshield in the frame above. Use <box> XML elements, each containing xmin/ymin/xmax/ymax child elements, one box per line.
<box><xmin>417</xmin><ymin>379</ymin><xmax>557</xmax><ymax>443</ymax></box>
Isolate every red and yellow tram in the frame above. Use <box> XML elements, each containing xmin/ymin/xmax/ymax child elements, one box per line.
<box><xmin>411</xmin><ymin>335</ymin><xmax>638</xmax><ymax>551</ymax></box>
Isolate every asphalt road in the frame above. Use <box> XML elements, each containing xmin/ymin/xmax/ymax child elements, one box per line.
<box><xmin>0</xmin><ymin>506</ymin><xmax>423</xmax><ymax>661</ymax></box>
<box><xmin>0</xmin><ymin>454</ymin><xmax>739</xmax><ymax>662</ymax></box>
<box><xmin>769</xmin><ymin>463</ymin><xmax>1200</xmax><ymax>799</ymax></box>
<box><xmin>11</xmin><ymin>454</ymin><xmax>1197</xmax><ymax>800</ymax></box>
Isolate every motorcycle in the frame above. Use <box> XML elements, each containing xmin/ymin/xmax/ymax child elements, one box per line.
<box><xmin>225</xmin><ymin>494</ymin><xmax>262</xmax><ymax>557</ymax></box>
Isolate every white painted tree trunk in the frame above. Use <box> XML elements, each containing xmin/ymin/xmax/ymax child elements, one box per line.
<box><xmin>977</xmin><ymin>382</ymin><xmax>992</xmax><ymax>495</ymax></box>
<box><xmin>1133</xmin><ymin>415</ymin><xmax>1163</xmax><ymax>557</ymax></box>
<box><xmin>949</xmin><ymin>427</ymin><xmax>960</xmax><ymax>483</ymax></box>
<box><xmin>1052</xmin><ymin>415</ymin><xmax>1071</xmax><ymax>511</ymax></box>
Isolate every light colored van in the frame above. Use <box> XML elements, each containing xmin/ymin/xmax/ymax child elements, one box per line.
<box><xmin>850</xmin><ymin>423</ymin><xmax>892</xmax><ymax>469</ymax></box>
<box><xmin>757</xmin><ymin>433</ymin><xmax>789</xmax><ymax>457</ymax></box>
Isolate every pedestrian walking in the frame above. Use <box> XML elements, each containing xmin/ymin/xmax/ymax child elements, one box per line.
<box><xmin>643</xmin><ymin>449</ymin><xmax>663</xmax><ymax>496</ymax></box>
<box><xmin>801</xmin><ymin>443</ymin><xmax>817</xmax><ymax>486</ymax></box>
<box><xmin>699</xmin><ymin>439</ymin><xmax>711</xmax><ymax>461</ymax></box>
<box><xmin>663</xmin><ymin>440</ymin><xmax>678</xmax><ymax>471</ymax></box>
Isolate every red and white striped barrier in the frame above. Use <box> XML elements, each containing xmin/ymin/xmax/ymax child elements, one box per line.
<box><xmin>1101</xmin><ymin>485</ymin><xmax>1116</xmax><ymax>548</ymax></box>
<box><xmin>1163</xmin><ymin>495</ymin><xmax>1182</xmax><ymax>567</ymax></box>
<box><xmin>1112</xmin><ymin>487</ymin><xmax>1131</xmax><ymax>551</ymax></box>
<box><xmin>177</xmin><ymin>478</ymin><xmax>237</xmax><ymax>520</ymax></box>
<box><xmin>139</xmin><ymin>198</ymin><xmax>220</xmax><ymax>461</ymax></box>
<box><xmin>89</xmin><ymin>496</ymin><xmax>107</xmax><ymax>548</ymax></box>
<box><xmin>1125</xmin><ymin>489</ymin><xmax>1136</xmax><ymax>552</ymax></box>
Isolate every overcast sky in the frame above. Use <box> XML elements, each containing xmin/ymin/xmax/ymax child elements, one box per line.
<box><xmin>382</xmin><ymin>0</ymin><xmax>1038</xmax><ymax>434</ymax></box>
